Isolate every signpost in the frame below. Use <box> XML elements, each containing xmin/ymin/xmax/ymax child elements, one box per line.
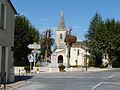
<box><xmin>27</xmin><ymin>42</ymin><xmax>41</xmax><ymax>68</ymax></box>
<box><xmin>32</xmin><ymin>50</ymin><xmax>40</xmax><ymax>67</ymax></box>
<box><xmin>27</xmin><ymin>42</ymin><xmax>40</xmax><ymax>49</ymax></box>
<box><xmin>28</xmin><ymin>54</ymin><xmax>34</xmax><ymax>72</ymax></box>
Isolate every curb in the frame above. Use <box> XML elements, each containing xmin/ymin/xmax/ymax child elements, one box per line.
<box><xmin>7</xmin><ymin>81</ymin><xmax>31</xmax><ymax>90</ymax></box>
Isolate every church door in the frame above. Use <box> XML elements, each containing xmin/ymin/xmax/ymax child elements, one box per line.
<box><xmin>58</xmin><ymin>55</ymin><xmax>63</xmax><ymax>64</ymax></box>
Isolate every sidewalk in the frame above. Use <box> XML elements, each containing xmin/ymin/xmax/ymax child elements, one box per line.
<box><xmin>3</xmin><ymin>67</ymin><xmax>118</xmax><ymax>90</ymax></box>
<box><xmin>0</xmin><ymin>80</ymin><xmax>31</xmax><ymax>90</ymax></box>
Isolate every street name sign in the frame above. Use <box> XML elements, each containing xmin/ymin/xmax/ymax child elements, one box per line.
<box><xmin>27</xmin><ymin>42</ymin><xmax>40</xmax><ymax>49</ymax></box>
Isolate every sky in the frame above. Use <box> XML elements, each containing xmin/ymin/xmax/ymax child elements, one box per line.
<box><xmin>11</xmin><ymin>0</ymin><xmax>120</xmax><ymax>41</ymax></box>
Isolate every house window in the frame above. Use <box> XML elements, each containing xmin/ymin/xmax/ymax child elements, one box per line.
<box><xmin>0</xmin><ymin>3</ymin><xmax>6</xmax><ymax>29</ymax></box>
<box><xmin>60</xmin><ymin>33</ymin><xmax>62</xmax><ymax>39</ymax></box>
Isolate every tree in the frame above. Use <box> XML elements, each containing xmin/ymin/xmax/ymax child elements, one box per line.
<box><xmin>102</xmin><ymin>19</ymin><xmax>120</xmax><ymax>67</ymax></box>
<box><xmin>14</xmin><ymin>15</ymin><xmax>40</xmax><ymax>66</ymax></box>
<box><xmin>65</xmin><ymin>28</ymin><xmax>77</xmax><ymax>67</ymax></box>
<box><xmin>86</xmin><ymin>12</ymin><xmax>120</xmax><ymax>67</ymax></box>
<box><xmin>40</xmin><ymin>29</ymin><xmax>54</xmax><ymax>63</ymax></box>
<box><xmin>85</xmin><ymin>12</ymin><xmax>103</xmax><ymax>67</ymax></box>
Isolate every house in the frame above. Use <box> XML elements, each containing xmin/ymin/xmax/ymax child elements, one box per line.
<box><xmin>50</xmin><ymin>11</ymin><xmax>89</xmax><ymax>67</ymax></box>
<box><xmin>0</xmin><ymin>0</ymin><xmax>17</xmax><ymax>82</ymax></box>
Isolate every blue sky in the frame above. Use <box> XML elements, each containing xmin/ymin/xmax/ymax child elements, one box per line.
<box><xmin>11</xmin><ymin>0</ymin><xmax>120</xmax><ymax>41</ymax></box>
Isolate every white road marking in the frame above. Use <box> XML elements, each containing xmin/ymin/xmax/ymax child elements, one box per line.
<box><xmin>108</xmin><ymin>75</ymin><xmax>114</xmax><ymax>78</ymax></box>
<box><xmin>92</xmin><ymin>82</ymin><xmax>103</xmax><ymax>90</ymax></box>
<box><xmin>92</xmin><ymin>82</ymin><xmax>120</xmax><ymax>90</ymax></box>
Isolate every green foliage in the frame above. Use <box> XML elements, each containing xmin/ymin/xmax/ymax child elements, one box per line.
<box><xmin>99</xmin><ymin>64</ymin><xmax>107</xmax><ymax>68</ymax></box>
<box><xmin>85</xmin><ymin>12</ymin><xmax>103</xmax><ymax>67</ymax></box>
<box><xmin>88</xmin><ymin>58</ymin><xmax>95</xmax><ymax>67</ymax></box>
<box><xmin>64</xmin><ymin>28</ymin><xmax>77</xmax><ymax>67</ymax></box>
<box><xmin>35</xmin><ymin>61</ymin><xmax>40</xmax><ymax>67</ymax></box>
<box><xmin>24</xmin><ymin>66</ymin><xmax>30</xmax><ymax>73</ymax></box>
<box><xmin>40</xmin><ymin>29</ymin><xmax>54</xmax><ymax>61</ymax></box>
<box><xmin>14</xmin><ymin>15</ymin><xmax>40</xmax><ymax>66</ymax></box>
<box><xmin>112</xmin><ymin>59</ymin><xmax>120</xmax><ymax>68</ymax></box>
<box><xmin>58</xmin><ymin>64</ymin><xmax>66</xmax><ymax>72</ymax></box>
<box><xmin>58</xmin><ymin>64</ymin><xmax>66</xmax><ymax>69</ymax></box>
<box><xmin>86</xmin><ymin>12</ymin><xmax>120</xmax><ymax>67</ymax></box>
<box><xmin>65</xmin><ymin>34</ymin><xmax>77</xmax><ymax>46</ymax></box>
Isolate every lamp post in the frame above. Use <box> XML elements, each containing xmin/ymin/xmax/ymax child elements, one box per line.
<box><xmin>85</xmin><ymin>41</ymin><xmax>88</xmax><ymax>71</ymax></box>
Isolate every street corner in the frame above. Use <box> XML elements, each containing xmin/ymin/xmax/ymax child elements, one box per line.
<box><xmin>6</xmin><ymin>80</ymin><xmax>31</xmax><ymax>90</ymax></box>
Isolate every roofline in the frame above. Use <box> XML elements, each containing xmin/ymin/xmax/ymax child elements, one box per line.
<box><xmin>7</xmin><ymin>0</ymin><xmax>17</xmax><ymax>14</ymax></box>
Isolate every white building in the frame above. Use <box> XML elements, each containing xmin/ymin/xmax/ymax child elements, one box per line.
<box><xmin>50</xmin><ymin>11</ymin><xmax>89</xmax><ymax>67</ymax></box>
<box><xmin>0</xmin><ymin>0</ymin><xmax>16</xmax><ymax>82</ymax></box>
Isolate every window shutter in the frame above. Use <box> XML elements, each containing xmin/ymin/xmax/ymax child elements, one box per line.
<box><xmin>0</xmin><ymin>3</ymin><xmax>1</xmax><ymax>28</ymax></box>
<box><xmin>1</xmin><ymin>4</ymin><xmax>5</xmax><ymax>29</ymax></box>
<box><xmin>4</xmin><ymin>5</ymin><xmax>7</xmax><ymax>29</ymax></box>
<box><xmin>0</xmin><ymin>3</ymin><xmax>6</xmax><ymax>29</ymax></box>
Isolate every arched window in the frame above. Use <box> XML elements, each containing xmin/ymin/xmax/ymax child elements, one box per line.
<box><xmin>60</xmin><ymin>33</ymin><xmax>62</xmax><ymax>39</ymax></box>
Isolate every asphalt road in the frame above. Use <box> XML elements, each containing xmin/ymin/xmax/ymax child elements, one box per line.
<box><xmin>16</xmin><ymin>69</ymin><xmax>120</xmax><ymax>90</ymax></box>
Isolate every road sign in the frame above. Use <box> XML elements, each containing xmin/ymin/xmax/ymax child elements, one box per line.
<box><xmin>32</xmin><ymin>50</ymin><xmax>40</xmax><ymax>54</ymax></box>
<box><xmin>27</xmin><ymin>42</ymin><xmax>40</xmax><ymax>49</ymax></box>
<box><xmin>28</xmin><ymin>54</ymin><xmax>34</xmax><ymax>62</ymax></box>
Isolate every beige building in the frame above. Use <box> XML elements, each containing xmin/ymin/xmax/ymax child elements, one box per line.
<box><xmin>0</xmin><ymin>0</ymin><xmax>16</xmax><ymax>82</ymax></box>
<box><xmin>50</xmin><ymin>11</ymin><xmax>89</xmax><ymax>67</ymax></box>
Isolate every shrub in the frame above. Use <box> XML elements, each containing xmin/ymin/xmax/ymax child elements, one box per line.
<box><xmin>112</xmin><ymin>60</ymin><xmax>120</xmax><ymax>68</ymax></box>
<box><xmin>36</xmin><ymin>61</ymin><xmax>40</xmax><ymax>67</ymax></box>
<box><xmin>99</xmin><ymin>64</ymin><xmax>108</xmax><ymax>68</ymax></box>
<box><xmin>88</xmin><ymin>59</ymin><xmax>95</xmax><ymax>67</ymax></box>
<box><xmin>24</xmin><ymin>66</ymin><xmax>30</xmax><ymax>73</ymax></box>
<box><xmin>58</xmin><ymin>64</ymin><xmax>65</xmax><ymax>72</ymax></box>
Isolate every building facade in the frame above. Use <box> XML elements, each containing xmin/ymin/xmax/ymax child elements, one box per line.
<box><xmin>50</xmin><ymin>11</ymin><xmax>89</xmax><ymax>67</ymax></box>
<box><xmin>0</xmin><ymin>0</ymin><xmax>16</xmax><ymax>82</ymax></box>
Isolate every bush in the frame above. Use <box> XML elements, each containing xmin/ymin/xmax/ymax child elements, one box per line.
<box><xmin>58</xmin><ymin>64</ymin><xmax>65</xmax><ymax>72</ymax></box>
<box><xmin>36</xmin><ymin>61</ymin><xmax>40</xmax><ymax>67</ymax></box>
<box><xmin>112</xmin><ymin>60</ymin><xmax>120</xmax><ymax>68</ymax></box>
<box><xmin>24</xmin><ymin>66</ymin><xmax>30</xmax><ymax>73</ymax></box>
<box><xmin>99</xmin><ymin>64</ymin><xmax>108</xmax><ymax>68</ymax></box>
<box><xmin>88</xmin><ymin>59</ymin><xmax>95</xmax><ymax>67</ymax></box>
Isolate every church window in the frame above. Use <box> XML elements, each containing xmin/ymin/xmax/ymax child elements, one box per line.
<box><xmin>60</xmin><ymin>33</ymin><xmax>62</xmax><ymax>39</ymax></box>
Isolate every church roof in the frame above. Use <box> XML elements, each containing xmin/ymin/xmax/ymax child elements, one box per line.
<box><xmin>57</xmin><ymin>11</ymin><xmax>66</xmax><ymax>31</ymax></box>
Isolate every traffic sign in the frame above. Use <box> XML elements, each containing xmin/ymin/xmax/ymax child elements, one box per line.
<box><xmin>28</xmin><ymin>54</ymin><xmax>34</xmax><ymax>62</ymax></box>
<box><xmin>27</xmin><ymin>42</ymin><xmax>40</xmax><ymax>49</ymax></box>
<box><xmin>32</xmin><ymin>50</ymin><xmax>40</xmax><ymax>54</ymax></box>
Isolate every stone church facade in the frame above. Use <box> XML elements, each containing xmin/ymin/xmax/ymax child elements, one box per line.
<box><xmin>50</xmin><ymin>11</ymin><xmax>89</xmax><ymax>67</ymax></box>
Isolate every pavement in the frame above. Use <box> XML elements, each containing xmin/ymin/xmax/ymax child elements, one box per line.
<box><xmin>2</xmin><ymin>81</ymin><xmax>31</xmax><ymax>90</ymax></box>
<box><xmin>2</xmin><ymin>67</ymin><xmax>119</xmax><ymax>90</ymax></box>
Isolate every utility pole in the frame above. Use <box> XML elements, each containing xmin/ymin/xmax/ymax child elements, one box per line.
<box><xmin>85</xmin><ymin>41</ymin><xmax>88</xmax><ymax>71</ymax></box>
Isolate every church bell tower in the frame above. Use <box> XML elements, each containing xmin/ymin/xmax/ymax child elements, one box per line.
<box><xmin>56</xmin><ymin>11</ymin><xmax>67</xmax><ymax>49</ymax></box>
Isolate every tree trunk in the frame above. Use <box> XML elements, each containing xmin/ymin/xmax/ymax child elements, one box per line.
<box><xmin>67</xmin><ymin>43</ymin><xmax>70</xmax><ymax>68</ymax></box>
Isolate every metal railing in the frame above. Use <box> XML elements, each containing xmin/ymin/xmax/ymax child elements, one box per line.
<box><xmin>0</xmin><ymin>72</ymin><xmax>6</xmax><ymax>89</ymax></box>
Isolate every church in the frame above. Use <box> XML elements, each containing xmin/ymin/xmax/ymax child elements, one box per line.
<box><xmin>50</xmin><ymin>11</ymin><xmax>89</xmax><ymax>68</ymax></box>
